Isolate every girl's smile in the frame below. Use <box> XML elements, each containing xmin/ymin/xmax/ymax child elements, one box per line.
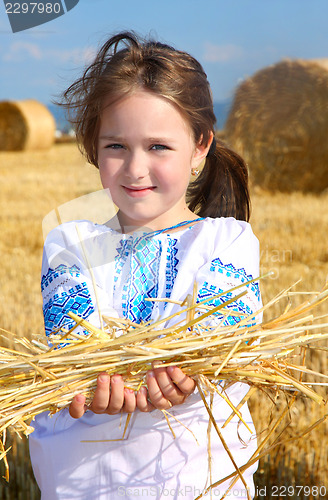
<box><xmin>122</xmin><ymin>185</ymin><xmax>156</xmax><ymax>197</ymax></box>
<box><xmin>97</xmin><ymin>91</ymin><xmax>209</xmax><ymax>231</ymax></box>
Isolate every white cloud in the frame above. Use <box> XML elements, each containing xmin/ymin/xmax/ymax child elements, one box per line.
<box><xmin>203</xmin><ymin>42</ymin><xmax>244</xmax><ymax>63</ymax></box>
<box><xmin>3</xmin><ymin>41</ymin><xmax>42</xmax><ymax>61</ymax></box>
<box><xmin>2</xmin><ymin>41</ymin><xmax>96</xmax><ymax>66</ymax></box>
<box><xmin>46</xmin><ymin>46</ymin><xmax>97</xmax><ymax>65</ymax></box>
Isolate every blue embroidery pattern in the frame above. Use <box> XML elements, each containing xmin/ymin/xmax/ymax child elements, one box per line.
<box><xmin>41</xmin><ymin>264</ymin><xmax>81</xmax><ymax>292</ymax></box>
<box><xmin>209</xmin><ymin>257</ymin><xmax>260</xmax><ymax>299</ymax></box>
<box><xmin>165</xmin><ymin>236</ymin><xmax>179</xmax><ymax>299</ymax></box>
<box><xmin>114</xmin><ymin>238</ymin><xmax>133</xmax><ymax>285</ymax></box>
<box><xmin>122</xmin><ymin>237</ymin><xmax>162</xmax><ymax>323</ymax></box>
<box><xmin>42</xmin><ymin>264</ymin><xmax>95</xmax><ymax>336</ymax></box>
<box><xmin>198</xmin><ymin>283</ymin><xmax>253</xmax><ymax>326</ymax></box>
<box><xmin>113</xmin><ymin>235</ymin><xmax>181</xmax><ymax>323</ymax></box>
<box><xmin>197</xmin><ymin>257</ymin><xmax>260</xmax><ymax>326</ymax></box>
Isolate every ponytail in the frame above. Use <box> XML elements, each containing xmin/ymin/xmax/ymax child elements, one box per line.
<box><xmin>187</xmin><ymin>139</ymin><xmax>251</xmax><ymax>222</ymax></box>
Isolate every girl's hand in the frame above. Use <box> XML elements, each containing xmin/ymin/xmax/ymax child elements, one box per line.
<box><xmin>136</xmin><ymin>365</ymin><xmax>195</xmax><ymax>412</ymax></box>
<box><xmin>69</xmin><ymin>373</ymin><xmax>136</xmax><ymax>418</ymax></box>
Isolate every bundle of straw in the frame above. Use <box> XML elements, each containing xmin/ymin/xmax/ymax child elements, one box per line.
<box><xmin>225</xmin><ymin>59</ymin><xmax>328</xmax><ymax>193</ymax></box>
<box><xmin>0</xmin><ymin>100</ymin><xmax>56</xmax><ymax>151</ymax></box>
<box><xmin>1</xmin><ymin>280</ymin><xmax>328</xmax><ymax>495</ymax></box>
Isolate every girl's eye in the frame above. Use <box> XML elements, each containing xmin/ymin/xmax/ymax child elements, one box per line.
<box><xmin>151</xmin><ymin>144</ymin><xmax>168</xmax><ymax>151</ymax></box>
<box><xmin>105</xmin><ymin>144</ymin><xmax>124</xmax><ymax>149</ymax></box>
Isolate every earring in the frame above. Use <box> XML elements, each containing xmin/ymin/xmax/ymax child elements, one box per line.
<box><xmin>191</xmin><ymin>168</ymin><xmax>200</xmax><ymax>176</ymax></box>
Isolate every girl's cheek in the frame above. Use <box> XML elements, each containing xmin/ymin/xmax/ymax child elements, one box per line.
<box><xmin>99</xmin><ymin>167</ymin><xmax>111</xmax><ymax>187</ymax></box>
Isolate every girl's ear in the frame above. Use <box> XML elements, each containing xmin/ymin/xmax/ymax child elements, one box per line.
<box><xmin>191</xmin><ymin>132</ymin><xmax>214</xmax><ymax>170</ymax></box>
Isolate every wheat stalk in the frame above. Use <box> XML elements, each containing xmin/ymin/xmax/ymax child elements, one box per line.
<box><xmin>0</xmin><ymin>281</ymin><xmax>327</xmax><ymax>494</ymax></box>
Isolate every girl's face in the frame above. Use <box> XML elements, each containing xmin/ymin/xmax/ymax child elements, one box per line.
<box><xmin>97</xmin><ymin>90</ymin><xmax>210</xmax><ymax>231</ymax></box>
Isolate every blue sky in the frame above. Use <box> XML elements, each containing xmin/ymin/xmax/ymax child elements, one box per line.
<box><xmin>0</xmin><ymin>0</ymin><xmax>328</xmax><ymax>105</ymax></box>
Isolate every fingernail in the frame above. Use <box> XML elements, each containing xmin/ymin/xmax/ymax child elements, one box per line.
<box><xmin>125</xmin><ymin>388</ymin><xmax>134</xmax><ymax>394</ymax></box>
<box><xmin>99</xmin><ymin>374</ymin><xmax>109</xmax><ymax>383</ymax></box>
<box><xmin>147</xmin><ymin>370</ymin><xmax>155</xmax><ymax>378</ymax></box>
<box><xmin>75</xmin><ymin>394</ymin><xmax>85</xmax><ymax>404</ymax></box>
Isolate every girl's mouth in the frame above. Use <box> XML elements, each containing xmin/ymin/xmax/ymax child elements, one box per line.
<box><xmin>123</xmin><ymin>186</ymin><xmax>156</xmax><ymax>197</ymax></box>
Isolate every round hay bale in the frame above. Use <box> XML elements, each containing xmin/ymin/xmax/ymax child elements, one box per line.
<box><xmin>0</xmin><ymin>99</ymin><xmax>56</xmax><ymax>151</ymax></box>
<box><xmin>225</xmin><ymin>59</ymin><xmax>328</xmax><ymax>192</ymax></box>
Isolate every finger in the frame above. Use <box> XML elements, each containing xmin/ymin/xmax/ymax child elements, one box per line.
<box><xmin>89</xmin><ymin>373</ymin><xmax>111</xmax><ymax>413</ymax></box>
<box><xmin>167</xmin><ymin>366</ymin><xmax>196</xmax><ymax>394</ymax></box>
<box><xmin>136</xmin><ymin>386</ymin><xmax>155</xmax><ymax>412</ymax></box>
<box><xmin>106</xmin><ymin>375</ymin><xmax>125</xmax><ymax>414</ymax></box>
<box><xmin>69</xmin><ymin>394</ymin><xmax>86</xmax><ymax>419</ymax></box>
<box><xmin>146</xmin><ymin>371</ymin><xmax>176</xmax><ymax>410</ymax></box>
<box><xmin>152</xmin><ymin>364</ymin><xmax>185</xmax><ymax>405</ymax></box>
<box><xmin>122</xmin><ymin>387</ymin><xmax>137</xmax><ymax>413</ymax></box>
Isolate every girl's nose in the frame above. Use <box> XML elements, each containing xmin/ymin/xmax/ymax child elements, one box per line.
<box><xmin>124</xmin><ymin>150</ymin><xmax>149</xmax><ymax>179</ymax></box>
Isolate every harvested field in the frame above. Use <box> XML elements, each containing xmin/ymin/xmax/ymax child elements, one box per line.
<box><xmin>0</xmin><ymin>143</ymin><xmax>327</xmax><ymax>499</ymax></box>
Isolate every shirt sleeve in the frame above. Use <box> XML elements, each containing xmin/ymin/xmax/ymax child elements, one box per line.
<box><xmin>41</xmin><ymin>222</ymin><xmax>118</xmax><ymax>339</ymax></box>
<box><xmin>195</xmin><ymin>218</ymin><xmax>262</xmax><ymax>326</ymax></box>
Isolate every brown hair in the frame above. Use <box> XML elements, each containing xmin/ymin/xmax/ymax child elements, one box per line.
<box><xmin>60</xmin><ymin>31</ymin><xmax>250</xmax><ymax>221</ymax></box>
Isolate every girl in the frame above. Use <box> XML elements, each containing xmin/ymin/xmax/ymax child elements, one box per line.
<box><xmin>30</xmin><ymin>32</ymin><xmax>262</xmax><ymax>500</ymax></box>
